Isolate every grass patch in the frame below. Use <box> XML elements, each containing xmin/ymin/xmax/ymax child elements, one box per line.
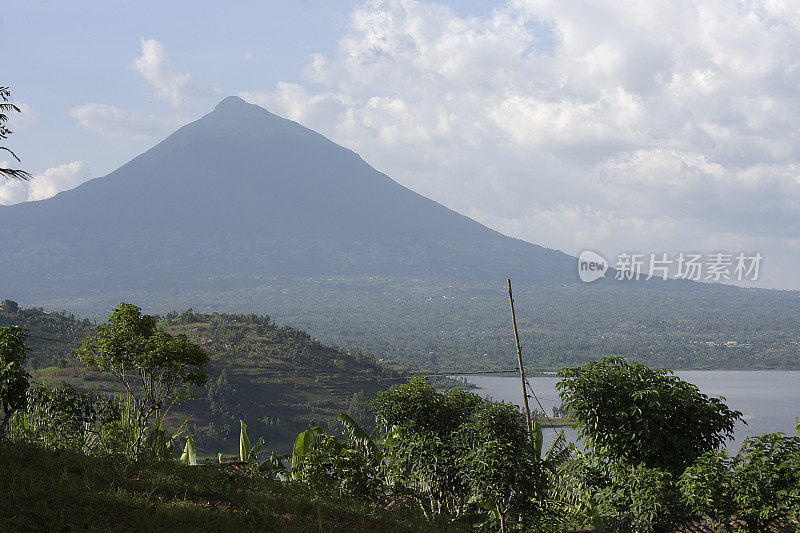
<box><xmin>0</xmin><ymin>441</ymin><xmax>442</xmax><ymax>532</ymax></box>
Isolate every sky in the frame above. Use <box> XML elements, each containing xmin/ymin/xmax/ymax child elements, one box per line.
<box><xmin>3</xmin><ymin>0</ymin><xmax>800</xmax><ymax>290</ymax></box>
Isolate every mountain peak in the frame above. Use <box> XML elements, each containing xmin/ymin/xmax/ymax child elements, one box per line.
<box><xmin>213</xmin><ymin>95</ymin><xmax>265</xmax><ymax>115</ymax></box>
<box><xmin>210</xmin><ymin>95</ymin><xmax>281</xmax><ymax>121</ymax></box>
<box><xmin>214</xmin><ymin>95</ymin><xmax>249</xmax><ymax>110</ymax></box>
<box><xmin>149</xmin><ymin>96</ymin><xmax>322</xmax><ymax>151</ymax></box>
<box><xmin>182</xmin><ymin>95</ymin><xmax>320</xmax><ymax>141</ymax></box>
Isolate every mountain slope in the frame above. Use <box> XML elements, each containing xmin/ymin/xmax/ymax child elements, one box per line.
<box><xmin>0</xmin><ymin>96</ymin><xmax>572</xmax><ymax>293</ymax></box>
<box><xmin>2</xmin><ymin>97</ymin><xmax>798</xmax><ymax>371</ymax></box>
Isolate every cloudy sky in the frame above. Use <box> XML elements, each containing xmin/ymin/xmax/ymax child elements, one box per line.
<box><xmin>3</xmin><ymin>0</ymin><xmax>800</xmax><ymax>289</ymax></box>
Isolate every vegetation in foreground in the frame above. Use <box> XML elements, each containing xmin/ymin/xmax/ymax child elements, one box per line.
<box><xmin>0</xmin><ymin>439</ymin><xmax>438</xmax><ymax>532</ymax></box>
<box><xmin>2</xmin><ymin>305</ymin><xmax>800</xmax><ymax>532</ymax></box>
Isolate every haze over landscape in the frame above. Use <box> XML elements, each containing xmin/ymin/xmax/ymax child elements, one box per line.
<box><xmin>5</xmin><ymin>0</ymin><xmax>800</xmax><ymax>289</ymax></box>
<box><xmin>3</xmin><ymin>3</ymin><xmax>800</xmax><ymax>531</ymax></box>
<box><xmin>2</xmin><ymin>94</ymin><xmax>798</xmax><ymax>371</ymax></box>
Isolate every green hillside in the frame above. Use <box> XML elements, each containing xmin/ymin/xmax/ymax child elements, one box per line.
<box><xmin>0</xmin><ymin>303</ymin><xmax>408</xmax><ymax>453</ymax></box>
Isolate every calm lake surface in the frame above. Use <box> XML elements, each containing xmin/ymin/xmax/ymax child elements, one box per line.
<box><xmin>452</xmin><ymin>371</ymin><xmax>800</xmax><ymax>452</ymax></box>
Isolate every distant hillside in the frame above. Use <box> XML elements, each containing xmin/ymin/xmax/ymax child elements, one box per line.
<box><xmin>0</xmin><ymin>302</ymin><xmax>93</xmax><ymax>368</ymax></box>
<box><xmin>1</xmin><ymin>304</ymin><xmax>406</xmax><ymax>452</ymax></box>
<box><xmin>236</xmin><ymin>278</ymin><xmax>800</xmax><ymax>371</ymax></box>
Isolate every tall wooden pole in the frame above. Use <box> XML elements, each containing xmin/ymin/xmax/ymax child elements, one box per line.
<box><xmin>507</xmin><ymin>278</ymin><xmax>533</xmax><ymax>438</ymax></box>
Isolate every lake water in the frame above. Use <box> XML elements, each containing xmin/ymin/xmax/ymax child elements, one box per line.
<box><xmin>452</xmin><ymin>371</ymin><xmax>800</xmax><ymax>452</ymax></box>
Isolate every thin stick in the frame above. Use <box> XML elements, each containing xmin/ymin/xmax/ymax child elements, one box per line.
<box><xmin>508</xmin><ymin>278</ymin><xmax>533</xmax><ymax>438</ymax></box>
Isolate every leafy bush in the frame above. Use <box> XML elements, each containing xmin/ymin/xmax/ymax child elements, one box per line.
<box><xmin>371</xmin><ymin>379</ymin><xmax>483</xmax><ymax>522</ymax></box>
<box><xmin>592</xmin><ymin>462</ymin><xmax>687</xmax><ymax>532</ymax></box>
<box><xmin>7</xmin><ymin>383</ymin><xmax>130</xmax><ymax>455</ymax></box>
<box><xmin>680</xmin><ymin>433</ymin><xmax>800</xmax><ymax>531</ymax></box>
<box><xmin>458</xmin><ymin>402</ymin><xmax>544</xmax><ymax>532</ymax></box>
<box><xmin>557</xmin><ymin>357</ymin><xmax>742</xmax><ymax>474</ymax></box>
<box><xmin>555</xmin><ymin>357</ymin><xmax>753</xmax><ymax>531</ymax></box>
<box><xmin>369</xmin><ymin>377</ymin><xmax>483</xmax><ymax>434</ymax></box>
<box><xmin>289</xmin><ymin>420</ymin><xmax>380</xmax><ymax>498</ymax></box>
<box><xmin>0</xmin><ymin>325</ymin><xmax>30</xmax><ymax>434</ymax></box>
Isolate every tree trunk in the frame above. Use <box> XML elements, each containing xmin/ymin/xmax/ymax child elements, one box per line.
<box><xmin>1</xmin><ymin>404</ymin><xmax>13</xmax><ymax>436</ymax></box>
<box><xmin>497</xmin><ymin>503</ymin><xmax>506</xmax><ymax>533</ymax></box>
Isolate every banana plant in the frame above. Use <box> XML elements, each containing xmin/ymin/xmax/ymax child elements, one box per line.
<box><xmin>338</xmin><ymin>413</ymin><xmax>380</xmax><ymax>459</ymax></box>
<box><xmin>239</xmin><ymin>419</ymin><xmax>264</xmax><ymax>463</ymax></box>
<box><xmin>540</xmin><ymin>429</ymin><xmax>593</xmax><ymax>525</ymax></box>
<box><xmin>291</xmin><ymin>428</ymin><xmax>316</xmax><ymax>480</ymax></box>
<box><xmin>180</xmin><ymin>435</ymin><xmax>197</xmax><ymax>465</ymax></box>
<box><xmin>216</xmin><ymin>420</ymin><xmax>265</xmax><ymax>463</ymax></box>
<box><xmin>533</xmin><ymin>420</ymin><xmax>544</xmax><ymax>461</ymax></box>
<box><xmin>140</xmin><ymin>406</ymin><xmax>191</xmax><ymax>462</ymax></box>
<box><xmin>259</xmin><ymin>452</ymin><xmax>292</xmax><ymax>481</ymax></box>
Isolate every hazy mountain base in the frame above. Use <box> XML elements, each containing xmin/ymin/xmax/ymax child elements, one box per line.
<box><xmin>11</xmin><ymin>275</ymin><xmax>800</xmax><ymax>372</ymax></box>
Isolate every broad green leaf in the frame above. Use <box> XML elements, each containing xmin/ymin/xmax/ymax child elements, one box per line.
<box><xmin>544</xmin><ymin>429</ymin><xmax>566</xmax><ymax>464</ymax></box>
<box><xmin>291</xmin><ymin>429</ymin><xmax>315</xmax><ymax>480</ymax></box>
<box><xmin>338</xmin><ymin>412</ymin><xmax>380</xmax><ymax>458</ymax></box>
<box><xmin>533</xmin><ymin>420</ymin><xmax>543</xmax><ymax>460</ymax></box>
<box><xmin>239</xmin><ymin>420</ymin><xmax>251</xmax><ymax>462</ymax></box>
<box><xmin>250</xmin><ymin>437</ymin><xmax>265</xmax><ymax>460</ymax></box>
<box><xmin>180</xmin><ymin>436</ymin><xmax>197</xmax><ymax>466</ymax></box>
<box><xmin>308</xmin><ymin>420</ymin><xmax>326</xmax><ymax>437</ymax></box>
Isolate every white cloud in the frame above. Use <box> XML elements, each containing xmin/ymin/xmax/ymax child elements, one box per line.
<box><xmin>27</xmin><ymin>161</ymin><xmax>92</xmax><ymax>201</ymax></box>
<box><xmin>9</xmin><ymin>103</ymin><xmax>37</xmax><ymax>130</ymax></box>
<box><xmin>69</xmin><ymin>102</ymin><xmax>173</xmax><ymax>140</ymax></box>
<box><xmin>0</xmin><ymin>161</ymin><xmax>91</xmax><ymax>205</ymax></box>
<box><xmin>239</xmin><ymin>0</ymin><xmax>800</xmax><ymax>288</ymax></box>
<box><xmin>0</xmin><ymin>161</ymin><xmax>29</xmax><ymax>204</ymax></box>
<box><xmin>131</xmin><ymin>38</ymin><xmax>198</xmax><ymax>107</ymax></box>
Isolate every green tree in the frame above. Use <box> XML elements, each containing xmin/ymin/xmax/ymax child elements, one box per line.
<box><xmin>0</xmin><ymin>325</ymin><xmax>30</xmax><ymax>434</ymax></box>
<box><xmin>0</xmin><ymin>86</ymin><xmax>31</xmax><ymax>180</ymax></box>
<box><xmin>76</xmin><ymin>303</ymin><xmax>209</xmax><ymax>450</ymax></box>
<box><xmin>591</xmin><ymin>461</ymin><xmax>687</xmax><ymax>532</ymax></box>
<box><xmin>681</xmin><ymin>433</ymin><xmax>800</xmax><ymax>531</ymax></box>
<box><xmin>1</xmin><ymin>300</ymin><xmax>19</xmax><ymax>313</ymax></box>
<box><xmin>678</xmin><ymin>449</ymin><xmax>737</xmax><ymax>530</ymax></box>
<box><xmin>370</xmin><ymin>377</ymin><xmax>482</xmax><ymax>434</ymax></box>
<box><xmin>459</xmin><ymin>402</ymin><xmax>543</xmax><ymax>533</ymax></box>
<box><xmin>370</xmin><ymin>378</ymin><xmax>483</xmax><ymax>522</ymax></box>
<box><xmin>345</xmin><ymin>390</ymin><xmax>372</xmax><ymax>431</ymax></box>
<box><xmin>557</xmin><ymin>358</ymin><xmax>743</xmax><ymax>531</ymax></box>
<box><xmin>557</xmin><ymin>357</ymin><xmax>742</xmax><ymax>474</ymax></box>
